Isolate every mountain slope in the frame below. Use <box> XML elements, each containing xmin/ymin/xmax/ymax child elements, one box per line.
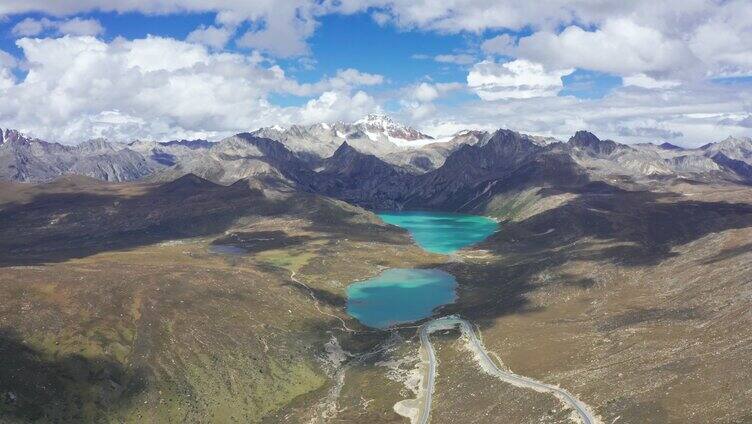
<box><xmin>149</xmin><ymin>133</ymin><xmax>316</xmax><ymax>186</ymax></box>
<box><xmin>405</xmin><ymin>130</ymin><xmax>584</xmax><ymax>212</ymax></box>
<box><xmin>0</xmin><ymin>129</ymin><xmax>157</xmax><ymax>182</ymax></box>
<box><xmin>0</xmin><ymin>173</ymin><xmax>435</xmax><ymax>422</ymax></box>
<box><xmin>251</xmin><ymin>114</ymin><xmax>435</xmax><ymax>164</ymax></box>
<box><xmin>312</xmin><ymin>141</ymin><xmax>412</xmax><ymax>209</ymax></box>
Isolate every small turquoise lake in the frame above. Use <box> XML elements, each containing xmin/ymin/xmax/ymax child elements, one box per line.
<box><xmin>346</xmin><ymin>268</ymin><xmax>457</xmax><ymax>329</ymax></box>
<box><xmin>345</xmin><ymin>211</ymin><xmax>498</xmax><ymax>329</ymax></box>
<box><xmin>378</xmin><ymin>211</ymin><xmax>498</xmax><ymax>254</ymax></box>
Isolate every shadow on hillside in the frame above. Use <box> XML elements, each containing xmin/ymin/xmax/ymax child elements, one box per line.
<box><xmin>282</xmin><ymin>278</ymin><xmax>347</xmax><ymax>309</ymax></box>
<box><xmin>0</xmin><ymin>328</ymin><xmax>146</xmax><ymax>422</ymax></box>
<box><xmin>597</xmin><ymin>308</ymin><xmax>701</xmax><ymax>332</ymax></box>
<box><xmin>270</xmin><ymin>181</ymin><xmax>752</xmax><ymax>334</ymax></box>
<box><xmin>0</xmin><ymin>175</ymin><xmax>389</xmax><ymax>267</ymax></box>
<box><xmin>419</xmin><ymin>182</ymin><xmax>752</xmax><ymax>330</ymax></box>
<box><xmin>699</xmin><ymin>241</ymin><xmax>752</xmax><ymax>265</ymax></box>
<box><xmin>483</xmin><ymin>184</ymin><xmax>752</xmax><ymax>267</ymax></box>
<box><xmin>0</xmin><ymin>178</ymin><xmax>265</xmax><ymax>266</ymax></box>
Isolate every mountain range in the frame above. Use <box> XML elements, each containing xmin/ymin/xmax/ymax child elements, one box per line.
<box><xmin>2</xmin><ymin>116</ymin><xmax>752</xmax><ymax>213</ymax></box>
<box><xmin>3</xmin><ymin>116</ymin><xmax>752</xmax><ymax>424</ymax></box>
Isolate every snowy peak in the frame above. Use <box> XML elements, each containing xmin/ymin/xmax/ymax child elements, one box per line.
<box><xmin>353</xmin><ymin>114</ymin><xmax>433</xmax><ymax>142</ymax></box>
<box><xmin>1</xmin><ymin>128</ymin><xmax>33</xmax><ymax>145</ymax></box>
<box><xmin>249</xmin><ymin>114</ymin><xmax>438</xmax><ymax>162</ymax></box>
<box><xmin>354</xmin><ymin>113</ymin><xmax>397</xmax><ymax>127</ymax></box>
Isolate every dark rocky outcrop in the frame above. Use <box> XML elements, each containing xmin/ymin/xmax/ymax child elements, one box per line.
<box><xmin>568</xmin><ymin>130</ymin><xmax>623</xmax><ymax>156</ymax></box>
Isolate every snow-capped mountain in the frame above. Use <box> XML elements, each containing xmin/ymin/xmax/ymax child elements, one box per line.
<box><xmin>4</xmin><ymin>120</ymin><xmax>752</xmax><ymax>185</ymax></box>
<box><xmin>250</xmin><ymin>114</ymin><xmax>436</xmax><ymax>163</ymax></box>
<box><xmin>353</xmin><ymin>114</ymin><xmax>434</xmax><ymax>146</ymax></box>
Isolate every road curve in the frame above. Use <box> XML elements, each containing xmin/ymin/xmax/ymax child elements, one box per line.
<box><xmin>415</xmin><ymin>316</ymin><xmax>597</xmax><ymax>424</ymax></box>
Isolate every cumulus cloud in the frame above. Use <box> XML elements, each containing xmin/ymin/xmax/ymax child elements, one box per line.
<box><xmin>474</xmin><ymin>1</ymin><xmax>752</xmax><ymax>82</ymax></box>
<box><xmin>688</xmin><ymin>1</ymin><xmax>752</xmax><ymax>77</ymax></box>
<box><xmin>12</xmin><ymin>17</ymin><xmax>47</xmax><ymax>37</ymax></box>
<box><xmin>408</xmin><ymin>82</ymin><xmax>463</xmax><ymax>103</ymax></box>
<box><xmin>3</xmin><ymin>0</ymin><xmax>751</xmax><ymax>75</ymax></box>
<box><xmin>287</xmin><ymin>68</ymin><xmax>384</xmax><ymax>97</ymax></box>
<box><xmin>413</xmin><ymin>82</ymin><xmax>752</xmax><ymax>146</ymax></box>
<box><xmin>0</xmin><ymin>35</ymin><xmax>384</xmax><ymax>143</ymax></box>
<box><xmin>233</xmin><ymin>2</ymin><xmax>320</xmax><ymax>57</ymax></box>
<box><xmin>481</xmin><ymin>34</ymin><xmax>514</xmax><ymax>55</ymax></box>
<box><xmin>2</xmin><ymin>1</ymin><xmax>326</xmax><ymax>58</ymax></box>
<box><xmin>327</xmin><ymin>68</ymin><xmax>384</xmax><ymax>88</ymax></box>
<box><xmin>56</xmin><ymin>17</ymin><xmax>104</xmax><ymax>36</ymax></box>
<box><xmin>296</xmin><ymin>90</ymin><xmax>378</xmax><ymax>123</ymax></box>
<box><xmin>493</xmin><ymin>19</ymin><xmax>694</xmax><ymax>78</ymax></box>
<box><xmin>412</xmin><ymin>83</ymin><xmax>440</xmax><ymax>103</ymax></box>
<box><xmin>0</xmin><ymin>49</ymin><xmax>17</xmax><ymax>68</ymax></box>
<box><xmin>394</xmin><ymin>81</ymin><xmax>464</xmax><ymax>121</ymax></box>
<box><xmin>467</xmin><ymin>59</ymin><xmax>572</xmax><ymax>100</ymax></box>
<box><xmin>0</xmin><ymin>1</ymin><xmax>750</xmax><ymax>147</ymax></box>
<box><xmin>12</xmin><ymin>17</ymin><xmax>103</xmax><ymax>37</ymax></box>
<box><xmin>186</xmin><ymin>25</ymin><xmax>235</xmax><ymax>50</ymax></box>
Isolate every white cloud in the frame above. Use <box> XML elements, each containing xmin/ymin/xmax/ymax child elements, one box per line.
<box><xmin>399</xmin><ymin>81</ymin><xmax>465</xmax><ymax>121</ymax></box>
<box><xmin>12</xmin><ymin>17</ymin><xmax>48</xmax><ymax>37</ymax></box>
<box><xmin>0</xmin><ymin>49</ymin><xmax>17</xmax><ymax>68</ymax></box>
<box><xmin>718</xmin><ymin>114</ymin><xmax>752</xmax><ymax>129</ymax></box>
<box><xmin>12</xmin><ymin>17</ymin><xmax>103</xmax><ymax>37</ymax></box>
<box><xmin>297</xmin><ymin>90</ymin><xmax>378</xmax><ymax>123</ymax></box>
<box><xmin>495</xmin><ymin>19</ymin><xmax>694</xmax><ymax>77</ymax></box>
<box><xmin>404</xmin><ymin>101</ymin><xmax>437</xmax><ymax>121</ymax></box>
<box><xmin>371</xmin><ymin>11</ymin><xmax>391</xmax><ymax>26</ymax></box>
<box><xmin>234</xmin><ymin>2</ymin><xmax>319</xmax><ymax>57</ymax></box>
<box><xmin>186</xmin><ymin>25</ymin><xmax>235</xmax><ymax>50</ymax></box>
<box><xmin>0</xmin><ymin>35</ymin><xmax>384</xmax><ymax>143</ymax></box>
<box><xmin>1</xmin><ymin>1</ymin><xmax>326</xmax><ymax>58</ymax></box>
<box><xmin>328</xmin><ymin>68</ymin><xmax>384</xmax><ymax>88</ymax></box>
<box><xmin>0</xmin><ymin>68</ymin><xmax>14</xmax><ymax>91</ymax></box>
<box><xmin>56</xmin><ymin>17</ymin><xmax>104</xmax><ymax>36</ymax></box>
<box><xmin>413</xmin><ymin>82</ymin><xmax>440</xmax><ymax>103</ymax></box>
<box><xmin>623</xmin><ymin>74</ymin><xmax>681</xmax><ymax>90</ymax></box>
<box><xmin>288</xmin><ymin>68</ymin><xmax>385</xmax><ymax>97</ymax></box>
<box><xmin>2</xmin><ymin>0</ymin><xmax>750</xmax><ymax>76</ymax></box>
<box><xmin>481</xmin><ymin>34</ymin><xmax>515</xmax><ymax>55</ymax></box>
<box><xmin>412</xmin><ymin>81</ymin><xmax>752</xmax><ymax>146</ymax></box>
<box><xmin>688</xmin><ymin>1</ymin><xmax>752</xmax><ymax>77</ymax></box>
<box><xmin>409</xmin><ymin>81</ymin><xmax>463</xmax><ymax>103</ymax></box>
<box><xmin>0</xmin><ymin>1</ymin><xmax>751</xmax><ymax>147</ymax></box>
<box><xmin>434</xmin><ymin>54</ymin><xmax>475</xmax><ymax>65</ymax></box>
<box><xmin>467</xmin><ymin>59</ymin><xmax>572</xmax><ymax>100</ymax></box>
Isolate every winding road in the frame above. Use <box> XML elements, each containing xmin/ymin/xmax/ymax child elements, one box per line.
<box><xmin>416</xmin><ymin>316</ymin><xmax>597</xmax><ymax>424</ymax></box>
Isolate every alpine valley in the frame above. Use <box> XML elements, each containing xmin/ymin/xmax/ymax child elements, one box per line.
<box><xmin>2</xmin><ymin>115</ymin><xmax>752</xmax><ymax>423</ymax></box>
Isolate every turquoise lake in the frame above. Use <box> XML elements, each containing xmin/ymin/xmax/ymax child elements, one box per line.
<box><xmin>378</xmin><ymin>211</ymin><xmax>498</xmax><ymax>254</ymax></box>
<box><xmin>345</xmin><ymin>211</ymin><xmax>498</xmax><ymax>328</ymax></box>
<box><xmin>346</xmin><ymin>268</ymin><xmax>457</xmax><ymax>329</ymax></box>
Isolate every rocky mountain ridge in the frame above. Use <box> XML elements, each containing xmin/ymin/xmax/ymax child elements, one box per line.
<box><xmin>250</xmin><ymin>114</ymin><xmax>436</xmax><ymax>166</ymax></box>
<box><xmin>2</xmin><ymin>121</ymin><xmax>752</xmax><ymax>213</ymax></box>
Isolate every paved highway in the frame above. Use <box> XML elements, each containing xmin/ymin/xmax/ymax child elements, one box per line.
<box><xmin>416</xmin><ymin>316</ymin><xmax>597</xmax><ymax>424</ymax></box>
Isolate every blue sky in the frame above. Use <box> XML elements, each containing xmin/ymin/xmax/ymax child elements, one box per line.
<box><xmin>0</xmin><ymin>7</ymin><xmax>639</xmax><ymax>100</ymax></box>
<box><xmin>0</xmin><ymin>1</ymin><xmax>750</xmax><ymax>146</ymax></box>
